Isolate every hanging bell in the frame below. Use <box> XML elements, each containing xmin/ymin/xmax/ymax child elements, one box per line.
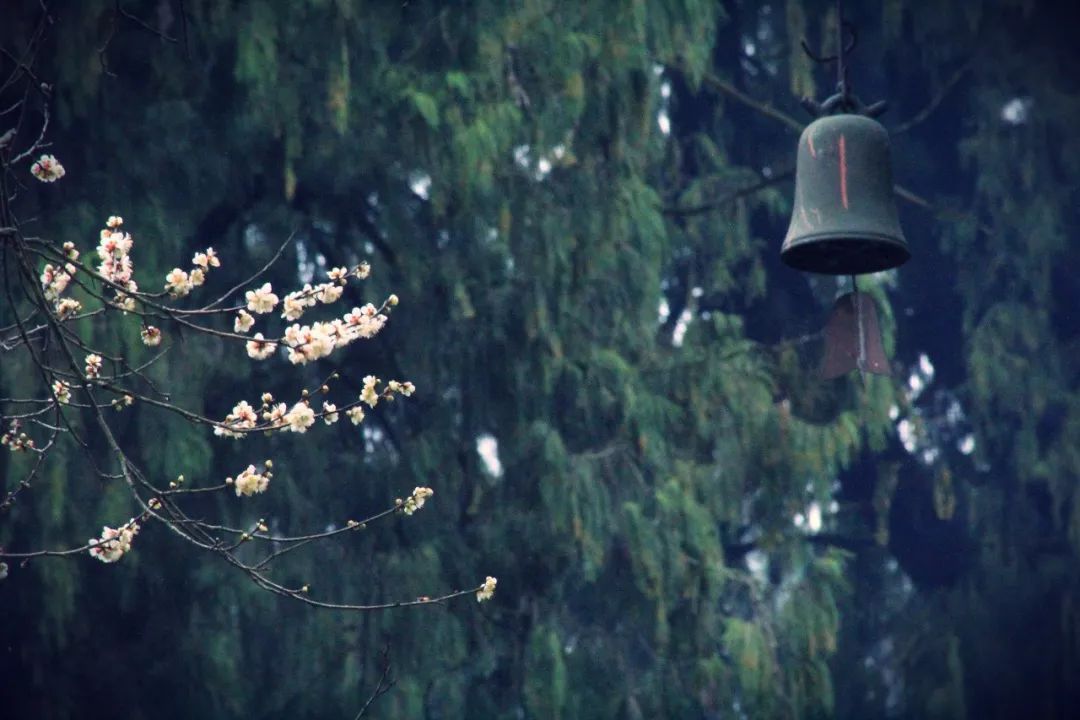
<box><xmin>782</xmin><ymin>114</ymin><xmax>909</xmax><ymax>275</ymax></box>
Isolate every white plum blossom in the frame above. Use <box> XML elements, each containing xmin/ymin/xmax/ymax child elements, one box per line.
<box><xmin>164</xmin><ymin>268</ymin><xmax>191</xmax><ymax>297</ymax></box>
<box><xmin>283</xmin><ymin>322</ymin><xmax>336</xmax><ymax>365</ymax></box>
<box><xmin>476</xmin><ymin>576</ymin><xmax>497</xmax><ymax>602</ymax></box>
<box><xmin>343</xmin><ymin>304</ymin><xmax>388</xmax><ymax>341</ymax></box>
<box><xmin>346</xmin><ymin>406</ymin><xmax>365</xmax><ymax>425</ymax></box>
<box><xmin>88</xmin><ymin>520</ymin><xmax>139</xmax><ymax>563</ymax></box>
<box><xmin>361</xmin><ymin>375</ymin><xmax>380</xmax><ymax>407</ymax></box>
<box><xmin>387</xmin><ymin>380</ymin><xmax>416</xmax><ymax>397</ymax></box>
<box><xmin>231</xmin><ymin>464</ymin><xmax>269</xmax><ymax>497</ymax></box>
<box><xmin>55</xmin><ymin>298</ymin><xmax>81</xmax><ymax>319</ymax></box>
<box><xmin>284</xmin><ymin>402</ymin><xmax>316</xmax><ymax>433</ymax></box>
<box><xmin>322</xmin><ymin>402</ymin><xmax>339</xmax><ymax>424</ymax></box>
<box><xmin>91</xmin><ymin>222</ymin><xmax>138</xmax><ymax>290</ymax></box>
<box><xmin>53</xmin><ymin>380</ymin><xmax>71</xmax><ymax>404</ymax></box>
<box><xmin>281</xmin><ymin>294</ymin><xmax>305</xmax><ymax>321</ymax></box>
<box><xmin>106</xmin><ymin>216</ymin><xmax>123</xmax><ymax>229</ymax></box>
<box><xmin>40</xmin><ymin>263</ymin><xmax>74</xmax><ymax>301</ymax></box>
<box><xmin>245</xmin><ymin>283</ymin><xmax>279</xmax><ymax>314</ymax></box>
<box><xmin>262</xmin><ymin>402</ymin><xmax>287</xmax><ymax>427</ymax></box>
<box><xmin>141</xmin><ymin>325</ymin><xmax>162</xmax><ymax>347</ymax></box>
<box><xmin>189</xmin><ymin>267</ymin><xmax>206</xmax><ymax>287</ymax></box>
<box><xmin>84</xmin><ymin>353</ymin><xmax>103</xmax><ymax>379</ymax></box>
<box><xmin>113</xmin><ymin>292</ymin><xmax>136</xmax><ymax>312</ymax></box>
<box><xmin>315</xmin><ymin>282</ymin><xmax>343</xmax><ymax>304</ymax></box>
<box><xmin>31</xmin><ymin>154</ymin><xmax>65</xmax><ymax>182</ymax></box>
<box><xmin>215</xmin><ymin>400</ymin><xmax>259</xmax><ymax>438</ymax></box>
<box><xmin>234</xmin><ymin>310</ymin><xmax>254</xmax><ymax>333</ymax></box>
<box><xmin>246</xmin><ymin>333</ymin><xmax>277</xmax><ymax>360</ymax></box>
<box><xmin>401</xmin><ymin>486</ymin><xmax>434</xmax><ymax>516</ymax></box>
<box><xmin>327</xmin><ymin>266</ymin><xmax>349</xmax><ymax>283</ymax></box>
<box><xmin>98</xmin><ymin>229</ymin><xmax>133</xmax><ymax>257</ymax></box>
<box><xmin>192</xmin><ymin>248</ymin><xmax>220</xmax><ymax>269</ymax></box>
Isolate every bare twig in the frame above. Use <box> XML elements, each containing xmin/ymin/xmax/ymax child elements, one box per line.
<box><xmin>701</xmin><ymin>71</ymin><xmax>805</xmax><ymax>134</ymax></box>
<box><xmin>891</xmin><ymin>59</ymin><xmax>973</xmax><ymax>135</ymax></box>
<box><xmin>663</xmin><ymin>167</ymin><xmax>795</xmax><ymax>217</ymax></box>
<box><xmin>353</xmin><ymin>645</ymin><xmax>397</xmax><ymax>719</ymax></box>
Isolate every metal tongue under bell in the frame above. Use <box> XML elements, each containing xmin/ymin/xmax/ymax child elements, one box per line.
<box><xmin>782</xmin><ymin>114</ymin><xmax>909</xmax><ymax>276</ymax></box>
<box><xmin>821</xmin><ymin>289</ymin><xmax>889</xmax><ymax>379</ymax></box>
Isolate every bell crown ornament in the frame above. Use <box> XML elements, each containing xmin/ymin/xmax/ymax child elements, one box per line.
<box><xmin>780</xmin><ymin>7</ymin><xmax>909</xmax><ymax>276</ymax></box>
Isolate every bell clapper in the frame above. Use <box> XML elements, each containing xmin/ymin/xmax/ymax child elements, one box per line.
<box><xmin>820</xmin><ymin>276</ymin><xmax>891</xmax><ymax>381</ymax></box>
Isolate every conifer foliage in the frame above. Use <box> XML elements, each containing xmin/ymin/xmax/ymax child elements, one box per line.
<box><xmin>2</xmin><ymin>1</ymin><xmax>1078</xmax><ymax>718</ymax></box>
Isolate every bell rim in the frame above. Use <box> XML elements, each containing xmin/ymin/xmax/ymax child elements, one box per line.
<box><xmin>781</xmin><ymin>232</ymin><xmax>910</xmax><ymax>275</ymax></box>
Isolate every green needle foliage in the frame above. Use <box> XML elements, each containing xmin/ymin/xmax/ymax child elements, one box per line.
<box><xmin>1</xmin><ymin>1</ymin><xmax>1078</xmax><ymax>718</ymax></box>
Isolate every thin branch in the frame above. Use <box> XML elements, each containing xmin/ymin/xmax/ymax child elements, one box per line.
<box><xmin>663</xmin><ymin>168</ymin><xmax>794</xmax><ymax>217</ymax></box>
<box><xmin>893</xmin><ymin>184</ymin><xmax>994</xmax><ymax>237</ymax></box>
<box><xmin>202</xmin><ymin>230</ymin><xmax>296</xmax><ymax>310</ymax></box>
<box><xmin>115</xmin><ymin>0</ymin><xmax>178</xmax><ymax>43</ymax></box>
<box><xmin>891</xmin><ymin>59</ymin><xmax>973</xmax><ymax>135</ymax></box>
<box><xmin>353</xmin><ymin>645</ymin><xmax>396</xmax><ymax>720</ymax></box>
<box><xmin>701</xmin><ymin>71</ymin><xmax>805</xmax><ymax>134</ymax></box>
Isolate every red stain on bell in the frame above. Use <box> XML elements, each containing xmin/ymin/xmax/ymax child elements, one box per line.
<box><xmin>839</xmin><ymin>134</ymin><xmax>849</xmax><ymax>209</ymax></box>
<box><xmin>807</xmin><ymin>133</ymin><xmax>817</xmax><ymax>158</ymax></box>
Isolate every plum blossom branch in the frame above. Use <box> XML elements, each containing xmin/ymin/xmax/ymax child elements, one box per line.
<box><xmin>0</xmin><ymin>158</ymin><xmax>495</xmax><ymax>615</ymax></box>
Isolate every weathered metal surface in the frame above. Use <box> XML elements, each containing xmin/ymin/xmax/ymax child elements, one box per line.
<box><xmin>782</xmin><ymin>114</ymin><xmax>909</xmax><ymax>275</ymax></box>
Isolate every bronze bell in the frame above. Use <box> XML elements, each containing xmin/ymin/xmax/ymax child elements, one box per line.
<box><xmin>782</xmin><ymin>114</ymin><xmax>909</xmax><ymax>275</ymax></box>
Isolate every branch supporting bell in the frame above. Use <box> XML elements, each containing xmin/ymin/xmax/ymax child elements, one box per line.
<box><xmin>782</xmin><ymin>114</ymin><xmax>909</xmax><ymax>275</ymax></box>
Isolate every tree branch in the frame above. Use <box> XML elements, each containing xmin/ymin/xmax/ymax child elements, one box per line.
<box><xmin>890</xmin><ymin>58</ymin><xmax>974</xmax><ymax>135</ymax></box>
<box><xmin>663</xmin><ymin>168</ymin><xmax>794</xmax><ymax>217</ymax></box>
<box><xmin>353</xmin><ymin>645</ymin><xmax>397</xmax><ymax>719</ymax></box>
<box><xmin>701</xmin><ymin>71</ymin><xmax>805</xmax><ymax>134</ymax></box>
